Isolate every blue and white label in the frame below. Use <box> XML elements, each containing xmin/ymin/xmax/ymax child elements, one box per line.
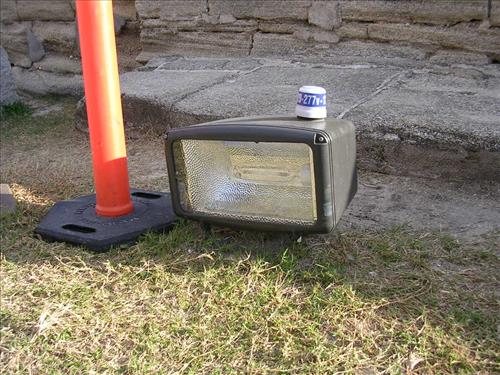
<box><xmin>297</xmin><ymin>92</ymin><xmax>326</xmax><ymax>107</ymax></box>
<box><xmin>295</xmin><ymin>85</ymin><xmax>327</xmax><ymax>119</ymax></box>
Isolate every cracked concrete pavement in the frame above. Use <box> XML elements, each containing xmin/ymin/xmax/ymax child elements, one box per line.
<box><xmin>73</xmin><ymin>56</ymin><xmax>499</xmax><ymax>237</ymax></box>
<box><xmin>76</xmin><ymin>56</ymin><xmax>500</xmax><ymax>182</ymax></box>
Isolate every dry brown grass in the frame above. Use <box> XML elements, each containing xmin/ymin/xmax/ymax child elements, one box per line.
<box><xmin>1</xmin><ymin>98</ymin><xmax>499</xmax><ymax>374</ymax></box>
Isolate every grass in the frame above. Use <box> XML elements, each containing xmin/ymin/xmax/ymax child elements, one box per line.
<box><xmin>1</xmin><ymin>97</ymin><xmax>499</xmax><ymax>374</ymax></box>
<box><xmin>0</xmin><ymin>102</ymin><xmax>32</xmax><ymax>121</ymax></box>
<box><xmin>0</xmin><ymin>97</ymin><xmax>73</xmax><ymax>143</ymax></box>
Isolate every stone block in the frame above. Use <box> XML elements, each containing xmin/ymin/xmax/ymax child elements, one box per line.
<box><xmin>199</xmin><ymin>13</ymin><xmax>236</xmax><ymax>25</ymax></box>
<box><xmin>209</xmin><ymin>0</ymin><xmax>311</xmax><ymax>20</ymax></box>
<box><xmin>340</xmin><ymin>0</ymin><xmax>486</xmax><ymax>25</ymax></box>
<box><xmin>202</xmin><ymin>14</ymin><xmax>220</xmax><ymax>24</ymax></box>
<box><xmin>429</xmin><ymin>50</ymin><xmax>490</xmax><ymax>66</ymax></box>
<box><xmin>142</xmin><ymin>17</ymin><xmax>258</xmax><ymax>33</ymax></box>
<box><xmin>203</xmin><ymin>18</ymin><xmax>259</xmax><ymax>32</ymax></box>
<box><xmin>113</xmin><ymin>0</ymin><xmax>137</xmax><ymax>20</ymax></box>
<box><xmin>27</xmin><ymin>30</ymin><xmax>45</xmax><ymax>62</ymax></box>
<box><xmin>251</xmin><ymin>33</ymin><xmax>313</xmax><ymax>56</ymax></box>
<box><xmin>0</xmin><ymin>22</ymin><xmax>31</xmax><ymax>68</ymax></box>
<box><xmin>220</xmin><ymin>14</ymin><xmax>237</xmax><ymax>23</ymax></box>
<box><xmin>491</xmin><ymin>0</ymin><xmax>500</xmax><ymax>27</ymax></box>
<box><xmin>336</xmin><ymin>22</ymin><xmax>369</xmax><ymax>40</ymax></box>
<box><xmin>210</xmin><ymin>19</ymin><xmax>258</xmax><ymax>33</ymax></box>
<box><xmin>316</xmin><ymin>40</ymin><xmax>431</xmax><ymax>67</ymax></box>
<box><xmin>141</xmin><ymin>30</ymin><xmax>253</xmax><ymax>57</ymax></box>
<box><xmin>32</xmin><ymin>21</ymin><xmax>76</xmax><ymax>54</ymax></box>
<box><xmin>308</xmin><ymin>1</ymin><xmax>341</xmax><ymax>30</ymax></box>
<box><xmin>314</xmin><ymin>30</ymin><xmax>340</xmax><ymax>44</ymax></box>
<box><xmin>478</xmin><ymin>20</ymin><xmax>491</xmax><ymax>30</ymax></box>
<box><xmin>368</xmin><ymin>23</ymin><xmax>500</xmax><ymax>59</ymax></box>
<box><xmin>0</xmin><ymin>48</ymin><xmax>19</xmax><ymax>106</ymax></box>
<box><xmin>0</xmin><ymin>0</ymin><xmax>17</xmax><ymax>24</ymax></box>
<box><xmin>12</xmin><ymin>66</ymin><xmax>83</xmax><ymax>96</ymax></box>
<box><xmin>258</xmin><ymin>20</ymin><xmax>304</xmax><ymax>34</ymax></box>
<box><xmin>159</xmin><ymin>0</ymin><xmax>207</xmax><ymax>21</ymax></box>
<box><xmin>136</xmin><ymin>0</ymin><xmax>161</xmax><ymax>19</ymax></box>
<box><xmin>33</xmin><ymin>53</ymin><xmax>82</xmax><ymax>74</ymax></box>
<box><xmin>294</xmin><ymin>27</ymin><xmax>340</xmax><ymax>44</ymax></box>
<box><xmin>17</xmin><ymin>0</ymin><xmax>74</xmax><ymax>21</ymax></box>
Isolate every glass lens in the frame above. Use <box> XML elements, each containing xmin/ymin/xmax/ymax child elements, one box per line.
<box><xmin>173</xmin><ymin>140</ymin><xmax>317</xmax><ymax>225</ymax></box>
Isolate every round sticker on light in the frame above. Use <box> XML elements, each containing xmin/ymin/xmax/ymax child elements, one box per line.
<box><xmin>295</xmin><ymin>86</ymin><xmax>327</xmax><ymax>119</ymax></box>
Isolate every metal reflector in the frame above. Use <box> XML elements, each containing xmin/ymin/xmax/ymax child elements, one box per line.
<box><xmin>173</xmin><ymin>140</ymin><xmax>317</xmax><ymax>225</ymax></box>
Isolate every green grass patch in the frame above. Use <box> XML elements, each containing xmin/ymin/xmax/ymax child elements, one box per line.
<box><xmin>0</xmin><ymin>102</ymin><xmax>32</xmax><ymax>119</ymax></box>
<box><xmin>1</xmin><ymin>101</ymin><xmax>499</xmax><ymax>374</ymax></box>
<box><xmin>0</xmin><ymin>97</ymin><xmax>74</xmax><ymax>143</ymax></box>
<box><xmin>2</xmin><ymin>204</ymin><xmax>499</xmax><ymax>374</ymax></box>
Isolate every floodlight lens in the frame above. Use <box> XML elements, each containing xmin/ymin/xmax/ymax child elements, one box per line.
<box><xmin>173</xmin><ymin>140</ymin><xmax>317</xmax><ymax>225</ymax></box>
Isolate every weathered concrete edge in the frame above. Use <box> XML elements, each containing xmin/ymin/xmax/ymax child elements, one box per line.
<box><xmin>74</xmin><ymin>95</ymin><xmax>500</xmax><ymax>183</ymax></box>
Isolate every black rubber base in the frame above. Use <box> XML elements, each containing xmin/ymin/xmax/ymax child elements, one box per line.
<box><xmin>35</xmin><ymin>189</ymin><xmax>178</xmax><ymax>252</ymax></box>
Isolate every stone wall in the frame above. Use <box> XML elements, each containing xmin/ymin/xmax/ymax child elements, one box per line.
<box><xmin>137</xmin><ymin>0</ymin><xmax>500</xmax><ymax>63</ymax></box>
<box><xmin>1</xmin><ymin>0</ymin><xmax>499</xmax><ymax>96</ymax></box>
<box><xmin>0</xmin><ymin>0</ymin><xmax>138</xmax><ymax>96</ymax></box>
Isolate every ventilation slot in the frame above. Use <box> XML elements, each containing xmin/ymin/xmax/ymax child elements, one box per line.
<box><xmin>62</xmin><ymin>224</ymin><xmax>96</xmax><ymax>233</ymax></box>
<box><xmin>131</xmin><ymin>192</ymin><xmax>162</xmax><ymax>199</ymax></box>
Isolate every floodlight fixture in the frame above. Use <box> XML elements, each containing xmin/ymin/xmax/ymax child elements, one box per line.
<box><xmin>165</xmin><ymin>86</ymin><xmax>357</xmax><ymax>233</ymax></box>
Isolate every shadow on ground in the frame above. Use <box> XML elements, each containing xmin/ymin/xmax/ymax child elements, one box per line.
<box><xmin>1</xmin><ymin>192</ymin><xmax>498</xmax><ymax>373</ymax></box>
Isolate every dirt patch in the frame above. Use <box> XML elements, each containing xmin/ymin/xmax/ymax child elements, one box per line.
<box><xmin>117</xmin><ymin>25</ymin><xmax>142</xmax><ymax>72</ymax></box>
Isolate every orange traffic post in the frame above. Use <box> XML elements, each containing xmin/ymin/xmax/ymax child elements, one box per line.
<box><xmin>35</xmin><ymin>0</ymin><xmax>177</xmax><ymax>251</ymax></box>
<box><xmin>76</xmin><ymin>0</ymin><xmax>133</xmax><ymax>217</ymax></box>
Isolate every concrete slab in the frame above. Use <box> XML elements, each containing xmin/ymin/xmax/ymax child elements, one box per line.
<box><xmin>346</xmin><ymin>67</ymin><xmax>500</xmax><ymax>152</ymax></box>
<box><xmin>153</xmin><ymin>57</ymin><xmax>265</xmax><ymax>72</ymax></box>
<box><xmin>172</xmin><ymin>65</ymin><xmax>401</xmax><ymax>119</ymax></box>
<box><xmin>12</xmin><ymin>67</ymin><xmax>83</xmax><ymax>96</ymax></box>
<box><xmin>73</xmin><ymin>56</ymin><xmax>500</xmax><ymax>181</ymax></box>
<box><xmin>76</xmin><ymin>69</ymin><xmax>237</xmax><ymax>130</ymax></box>
<box><xmin>119</xmin><ymin>69</ymin><xmax>235</xmax><ymax>104</ymax></box>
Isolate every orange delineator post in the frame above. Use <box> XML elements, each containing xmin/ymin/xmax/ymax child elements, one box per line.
<box><xmin>76</xmin><ymin>0</ymin><xmax>133</xmax><ymax>217</ymax></box>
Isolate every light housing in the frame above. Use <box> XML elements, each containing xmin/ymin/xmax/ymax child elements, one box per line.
<box><xmin>165</xmin><ymin>116</ymin><xmax>357</xmax><ymax>233</ymax></box>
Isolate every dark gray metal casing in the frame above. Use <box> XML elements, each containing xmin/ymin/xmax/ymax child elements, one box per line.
<box><xmin>165</xmin><ymin>116</ymin><xmax>357</xmax><ymax>233</ymax></box>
